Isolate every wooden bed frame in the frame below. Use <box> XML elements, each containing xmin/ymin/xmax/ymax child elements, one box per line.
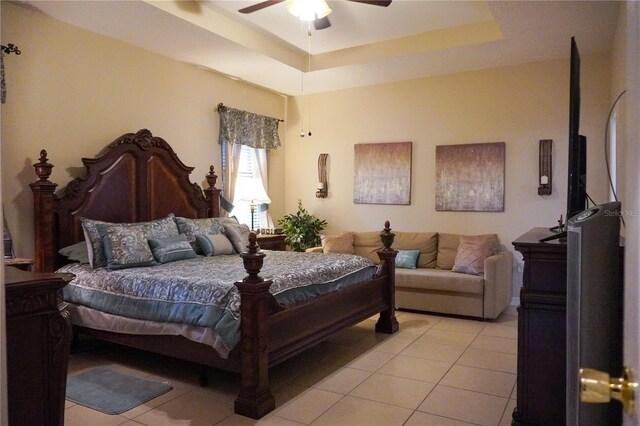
<box><xmin>30</xmin><ymin>129</ymin><xmax>399</xmax><ymax>419</ymax></box>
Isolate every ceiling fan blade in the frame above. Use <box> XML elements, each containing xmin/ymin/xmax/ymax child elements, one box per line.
<box><xmin>238</xmin><ymin>0</ymin><xmax>285</xmax><ymax>14</ymax></box>
<box><xmin>314</xmin><ymin>16</ymin><xmax>331</xmax><ymax>30</ymax></box>
<box><xmin>347</xmin><ymin>0</ymin><xmax>392</xmax><ymax>6</ymax></box>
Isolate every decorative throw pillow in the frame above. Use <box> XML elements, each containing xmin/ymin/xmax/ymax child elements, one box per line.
<box><xmin>396</xmin><ymin>249</ymin><xmax>420</xmax><ymax>269</ymax></box>
<box><xmin>98</xmin><ymin>224</ymin><xmax>157</xmax><ymax>270</ymax></box>
<box><xmin>195</xmin><ymin>234</ymin><xmax>236</xmax><ymax>256</ymax></box>
<box><xmin>81</xmin><ymin>214</ymin><xmax>178</xmax><ymax>268</ymax></box>
<box><xmin>452</xmin><ymin>234</ymin><xmax>499</xmax><ymax>275</ymax></box>
<box><xmin>175</xmin><ymin>217</ymin><xmax>226</xmax><ymax>254</ymax></box>
<box><xmin>175</xmin><ymin>217</ymin><xmax>225</xmax><ymax>237</ymax></box>
<box><xmin>321</xmin><ymin>233</ymin><xmax>355</xmax><ymax>254</ymax></box>
<box><xmin>58</xmin><ymin>241</ymin><xmax>90</xmax><ymax>264</ymax></box>
<box><xmin>148</xmin><ymin>235</ymin><xmax>198</xmax><ymax>263</ymax></box>
<box><xmin>223</xmin><ymin>223</ymin><xmax>252</xmax><ymax>253</ymax></box>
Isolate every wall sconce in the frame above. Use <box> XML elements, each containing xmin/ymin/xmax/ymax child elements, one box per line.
<box><xmin>316</xmin><ymin>153</ymin><xmax>328</xmax><ymax>198</ymax></box>
<box><xmin>538</xmin><ymin>139</ymin><xmax>552</xmax><ymax>196</ymax></box>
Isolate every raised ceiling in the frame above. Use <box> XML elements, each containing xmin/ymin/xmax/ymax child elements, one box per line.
<box><xmin>25</xmin><ymin>0</ymin><xmax>621</xmax><ymax>96</ymax></box>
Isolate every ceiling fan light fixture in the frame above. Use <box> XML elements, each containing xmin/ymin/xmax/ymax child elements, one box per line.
<box><xmin>287</xmin><ymin>0</ymin><xmax>332</xmax><ymax>21</ymax></box>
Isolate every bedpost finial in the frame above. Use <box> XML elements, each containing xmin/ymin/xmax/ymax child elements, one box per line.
<box><xmin>240</xmin><ymin>232</ymin><xmax>266</xmax><ymax>283</ymax></box>
<box><xmin>380</xmin><ymin>220</ymin><xmax>395</xmax><ymax>251</ymax></box>
<box><xmin>247</xmin><ymin>232</ymin><xmax>258</xmax><ymax>254</ymax></box>
<box><xmin>206</xmin><ymin>165</ymin><xmax>218</xmax><ymax>188</ymax></box>
<box><xmin>33</xmin><ymin>149</ymin><xmax>54</xmax><ymax>182</ymax></box>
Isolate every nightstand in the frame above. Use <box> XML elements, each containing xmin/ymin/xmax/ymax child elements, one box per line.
<box><xmin>256</xmin><ymin>234</ymin><xmax>287</xmax><ymax>251</ymax></box>
<box><xmin>4</xmin><ymin>257</ymin><xmax>35</xmax><ymax>271</ymax></box>
<box><xmin>4</xmin><ymin>266</ymin><xmax>73</xmax><ymax>425</ymax></box>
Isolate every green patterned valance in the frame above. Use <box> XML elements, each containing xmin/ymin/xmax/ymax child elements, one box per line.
<box><xmin>218</xmin><ymin>104</ymin><xmax>281</xmax><ymax>150</ymax></box>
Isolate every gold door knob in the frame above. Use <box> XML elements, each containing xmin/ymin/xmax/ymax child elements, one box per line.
<box><xmin>580</xmin><ymin>367</ymin><xmax>638</xmax><ymax>417</ymax></box>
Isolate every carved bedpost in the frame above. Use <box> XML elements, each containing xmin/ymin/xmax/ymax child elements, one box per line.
<box><xmin>376</xmin><ymin>220</ymin><xmax>399</xmax><ymax>334</ymax></box>
<box><xmin>234</xmin><ymin>233</ymin><xmax>275</xmax><ymax>419</ymax></box>
<box><xmin>29</xmin><ymin>150</ymin><xmax>57</xmax><ymax>272</ymax></box>
<box><xmin>204</xmin><ymin>165</ymin><xmax>221</xmax><ymax>218</ymax></box>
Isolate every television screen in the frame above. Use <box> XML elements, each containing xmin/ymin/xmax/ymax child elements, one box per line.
<box><xmin>567</xmin><ymin>36</ymin><xmax>587</xmax><ymax>221</ymax></box>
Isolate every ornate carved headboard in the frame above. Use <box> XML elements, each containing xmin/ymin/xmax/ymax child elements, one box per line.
<box><xmin>30</xmin><ymin>129</ymin><xmax>221</xmax><ymax>272</ymax></box>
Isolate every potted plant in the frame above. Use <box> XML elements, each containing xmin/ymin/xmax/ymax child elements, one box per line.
<box><xmin>278</xmin><ymin>200</ymin><xmax>327</xmax><ymax>252</ymax></box>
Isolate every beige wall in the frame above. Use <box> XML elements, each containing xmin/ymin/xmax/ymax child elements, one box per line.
<box><xmin>0</xmin><ymin>2</ymin><xmax>286</xmax><ymax>258</ymax></box>
<box><xmin>285</xmin><ymin>53</ymin><xmax>612</xmax><ymax>296</ymax></box>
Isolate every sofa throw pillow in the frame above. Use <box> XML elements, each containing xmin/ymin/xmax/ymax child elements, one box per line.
<box><xmin>452</xmin><ymin>234</ymin><xmax>499</xmax><ymax>275</ymax></box>
<box><xmin>97</xmin><ymin>223</ymin><xmax>157</xmax><ymax>270</ymax></box>
<box><xmin>396</xmin><ymin>249</ymin><xmax>420</xmax><ymax>269</ymax></box>
<box><xmin>81</xmin><ymin>214</ymin><xmax>178</xmax><ymax>269</ymax></box>
<box><xmin>195</xmin><ymin>234</ymin><xmax>236</xmax><ymax>256</ymax></box>
<box><xmin>58</xmin><ymin>241</ymin><xmax>90</xmax><ymax>264</ymax></box>
<box><xmin>321</xmin><ymin>233</ymin><xmax>355</xmax><ymax>254</ymax></box>
<box><xmin>223</xmin><ymin>223</ymin><xmax>252</xmax><ymax>253</ymax></box>
<box><xmin>148</xmin><ymin>235</ymin><xmax>198</xmax><ymax>264</ymax></box>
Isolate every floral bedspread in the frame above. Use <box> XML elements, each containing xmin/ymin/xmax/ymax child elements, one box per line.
<box><xmin>59</xmin><ymin>251</ymin><xmax>374</xmax><ymax>352</ymax></box>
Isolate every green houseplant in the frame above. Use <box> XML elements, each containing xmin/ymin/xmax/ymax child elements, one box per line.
<box><xmin>278</xmin><ymin>200</ymin><xmax>327</xmax><ymax>252</ymax></box>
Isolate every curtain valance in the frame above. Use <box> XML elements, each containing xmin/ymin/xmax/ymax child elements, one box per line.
<box><xmin>218</xmin><ymin>104</ymin><xmax>281</xmax><ymax>150</ymax></box>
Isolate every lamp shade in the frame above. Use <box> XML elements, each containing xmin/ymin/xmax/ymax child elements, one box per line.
<box><xmin>235</xmin><ymin>177</ymin><xmax>272</xmax><ymax>205</ymax></box>
<box><xmin>288</xmin><ymin>0</ymin><xmax>332</xmax><ymax>21</ymax></box>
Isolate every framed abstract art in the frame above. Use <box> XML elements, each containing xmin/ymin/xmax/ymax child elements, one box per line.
<box><xmin>353</xmin><ymin>142</ymin><xmax>412</xmax><ymax>205</ymax></box>
<box><xmin>435</xmin><ymin>142</ymin><xmax>505</xmax><ymax>212</ymax></box>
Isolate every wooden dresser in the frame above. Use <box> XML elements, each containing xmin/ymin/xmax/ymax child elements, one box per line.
<box><xmin>4</xmin><ymin>267</ymin><xmax>73</xmax><ymax>426</ymax></box>
<box><xmin>512</xmin><ymin>228</ymin><xmax>568</xmax><ymax>425</ymax></box>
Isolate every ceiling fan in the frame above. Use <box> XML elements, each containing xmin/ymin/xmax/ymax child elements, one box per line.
<box><xmin>238</xmin><ymin>0</ymin><xmax>392</xmax><ymax>31</ymax></box>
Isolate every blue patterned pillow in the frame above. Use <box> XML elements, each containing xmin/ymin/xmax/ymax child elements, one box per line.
<box><xmin>195</xmin><ymin>234</ymin><xmax>236</xmax><ymax>256</ymax></box>
<box><xmin>175</xmin><ymin>217</ymin><xmax>225</xmax><ymax>237</ymax></box>
<box><xmin>148</xmin><ymin>235</ymin><xmax>198</xmax><ymax>263</ymax></box>
<box><xmin>396</xmin><ymin>249</ymin><xmax>420</xmax><ymax>269</ymax></box>
<box><xmin>81</xmin><ymin>214</ymin><xmax>178</xmax><ymax>268</ymax></box>
<box><xmin>97</xmin><ymin>224</ymin><xmax>157</xmax><ymax>270</ymax></box>
<box><xmin>175</xmin><ymin>217</ymin><xmax>227</xmax><ymax>254</ymax></box>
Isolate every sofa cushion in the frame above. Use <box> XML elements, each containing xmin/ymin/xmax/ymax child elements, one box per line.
<box><xmin>394</xmin><ymin>232</ymin><xmax>438</xmax><ymax>268</ymax></box>
<box><xmin>436</xmin><ymin>233</ymin><xmax>461</xmax><ymax>270</ymax></box>
<box><xmin>396</xmin><ymin>250</ymin><xmax>420</xmax><ymax>269</ymax></box>
<box><xmin>395</xmin><ymin>268</ymin><xmax>484</xmax><ymax>295</ymax></box>
<box><xmin>354</xmin><ymin>231</ymin><xmax>384</xmax><ymax>264</ymax></box>
<box><xmin>452</xmin><ymin>234</ymin><xmax>499</xmax><ymax>275</ymax></box>
<box><xmin>321</xmin><ymin>232</ymin><xmax>355</xmax><ymax>254</ymax></box>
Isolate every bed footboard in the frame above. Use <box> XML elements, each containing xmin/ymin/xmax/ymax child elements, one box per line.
<box><xmin>234</xmin><ymin>233</ymin><xmax>276</xmax><ymax>419</ymax></box>
<box><xmin>233</xmin><ymin>224</ymin><xmax>398</xmax><ymax>419</ymax></box>
<box><xmin>375</xmin><ymin>220</ymin><xmax>399</xmax><ymax>334</ymax></box>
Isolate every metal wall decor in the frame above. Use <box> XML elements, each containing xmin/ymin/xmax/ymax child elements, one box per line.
<box><xmin>538</xmin><ymin>139</ymin><xmax>553</xmax><ymax>195</ymax></box>
<box><xmin>316</xmin><ymin>153</ymin><xmax>328</xmax><ymax>198</ymax></box>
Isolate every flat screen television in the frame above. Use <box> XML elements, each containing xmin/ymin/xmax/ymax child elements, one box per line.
<box><xmin>567</xmin><ymin>36</ymin><xmax>588</xmax><ymax>221</ymax></box>
<box><xmin>540</xmin><ymin>37</ymin><xmax>587</xmax><ymax>242</ymax></box>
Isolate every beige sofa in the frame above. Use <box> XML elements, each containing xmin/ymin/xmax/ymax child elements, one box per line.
<box><xmin>309</xmin><ymin>231</ymin><xmax>512</xmax><ymax>320</ymax></box>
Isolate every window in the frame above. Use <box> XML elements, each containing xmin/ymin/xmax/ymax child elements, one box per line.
<box><xmin>232</xmin><ymin>145</ymin><xmax>263</xmax><ymax>230</ymax></box>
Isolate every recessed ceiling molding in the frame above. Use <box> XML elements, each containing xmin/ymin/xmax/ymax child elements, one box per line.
<box><xmin>312</xmin><ymin>21</ymin><xmax>503</xmax><ymax>72</ymax></box>
<box><xmin>144</xmin><ymin>0</ymin><xmax>307</xmax><ymax>71</ymax></box>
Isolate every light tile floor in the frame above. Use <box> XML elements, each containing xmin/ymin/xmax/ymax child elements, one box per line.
<box><xmin>65</xmin><ymin>307</ymin><xmax>518</xmax><ymax>426</ymax></box>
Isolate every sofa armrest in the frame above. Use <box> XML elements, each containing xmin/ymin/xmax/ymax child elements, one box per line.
<box><xmin>305</xmin><ymin>246</ymin><xmax>323</xmax><ymax>253</ymax></box>
<box><xmin>482</xmin><ymin>251</ymin><xmax>513</xmax><ymax>319</ymax></box>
